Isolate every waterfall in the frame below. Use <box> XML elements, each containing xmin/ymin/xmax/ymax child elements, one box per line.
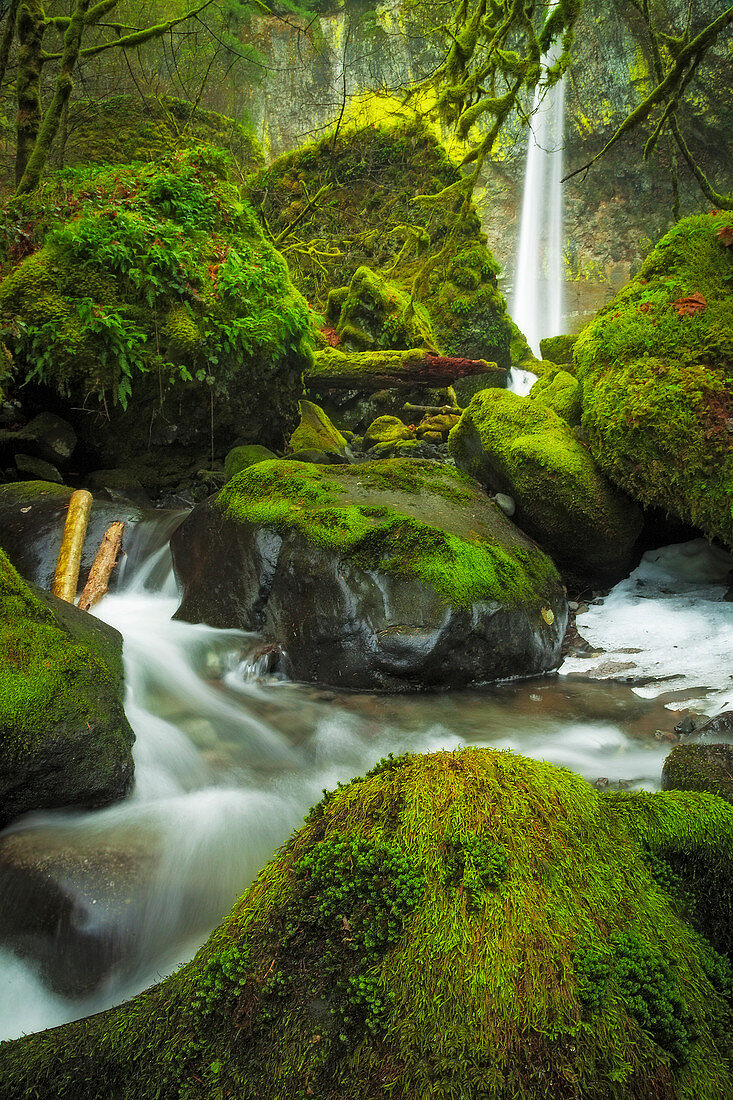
<box><xmin>510</xmin><ymin>14</ymin><xmax>567</xmax><ymax>379</ymax></box>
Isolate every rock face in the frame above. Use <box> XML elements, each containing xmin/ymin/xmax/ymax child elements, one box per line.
<box><xmin>0</xmin><ymin>480</ymin><xmax>143</xmax><ymax>591</ymax></box>
<box><xmin>449</xmin><ymin>389</ymin><xmax>643</xmax><ymax>588</ymax></box>
<box><xmin>0</xmin><ymin>145</ymin><xmax>312</xmax><ymax>491</ymax></box>
<box><xmin>171</xmin><ymin>459</ymin><xmax>567</xmax><ymax>690</ymax></box>
<box><xmin>2</xmin><ymin>748</ymin><xmax>732</xmax><ymax>1099</ymax></box>
<box><xmin>0</xmin><ymin>549</ymin><xmax>134</xmax><ymax>828</ymax></box>
<box><xmin>662</xmin><ymin>743</ymin><xmax>733</xmax><ymax>805</ymax></box>
<box><xmin>575</xmin><ymin>213</ymin><xmax>733</xmax><ymax>548</ymax></box>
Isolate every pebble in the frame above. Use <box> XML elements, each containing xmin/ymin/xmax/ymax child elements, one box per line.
<box><xmin>494</xmin><ymin>493</ymin><xmax>516</xmax><ymax>517</ymax></box>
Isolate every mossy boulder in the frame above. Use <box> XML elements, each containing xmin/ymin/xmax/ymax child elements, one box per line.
<box><xmin>0</xmin><ymin>548</ymin><xmax>134</xmax><ymax>828</ymax></box>
<box><xmin>170</xmin><ymin>459</ymin><xmax>567</xmax><ymax>690</ymax></box>
<box><xmin>224</xmin><ymin>444</ymin><xmax>279</xmax><ymax>482</ymax></box>
<box><xmin>249</xmin><ymin>122</ymin><xmax>512</xmax><ymax>368</ymax></box>
<box><xmin>662</xmin><ymin>743</ymin><xmax>733</xmax><ymax>805</ymax></box>
<box><xmin>449</xmin><ymin>389</ymin><xmax>644</xmax><ymax>588</ymax></box>
<box><xmin>540</xmin><ymin>333</ymin><xmax>577</xmax><ymax>365</ymax></box>
<box><xmin>52</xmin><ymin>95</ymin><xmax>264</xmax><ymax>176</ymax></box>
<box><xmin>286</xmin><ymin>400</ymin><xmax>348</xmax><ymax>455</ymax></box>
<box><xmin>529</xmin><ymin>367</ymin><xmax>583</xmax><ymax>425</ymax></box>
<box><xmin>574</xmin><ymin>213</ymin><xmax>733</xmax><ymax>547</ymax></box>
<box><xmin>329</xmin><ymin>266</ymin><xmax>435</xmax><ymax>352</ymax></box>
<box><xmin>363</xmin><ymin>415</ymin><xmax>415</xmax><ymax>450</ymax></box>
<box><xmin>0</xmin><ymin>146</ymin><xmax>313</xmax><ymax>491</ymax></box>
<box><xmin>2</xmin><ymin>748</ymin><xmax>732</xmax><ymax>1098</ymax></box>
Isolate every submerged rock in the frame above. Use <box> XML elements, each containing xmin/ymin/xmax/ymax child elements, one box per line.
<box><xmin>2</xmin><ymin>748</ymin><xmax>731</xmax><ymax>1098</ymax></box>
<box><xmin>171</xmin><ymin>459</ymin><xmax>567</xmax><ymax>690</ymax></box>
<box><xmin>449</xmin><ymin>389</ymin><xmax>643</xmax><ymax>588</ymax></box>
<box><xmin>0</xmin><ymin>549</ymin><xmax>134</xmax><ymax>828</ymax></box>
<box><xmin>575</xmin><ymin>213</ymin><xmax>733</xmax><ymax>547</ymax></box>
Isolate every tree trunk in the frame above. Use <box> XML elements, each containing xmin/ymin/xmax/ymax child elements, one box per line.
<box><xmin>17</xmin><ymin>0</ymin><xmax>91</xmax><ymax>194</ymax></box>
<box><xmin>15</xmin><ymin>0</ymin><xmax>46</xmax><ymax>186</ymax></box>
<box><xmin>305</xmin><ymin>347</ymin><xmax>506</xmax><ymax>393</ymax></box>
<box><xmin>52</xmin><ymin>489</ymin><xmax>92</xmax><ymax>603</ymax></box>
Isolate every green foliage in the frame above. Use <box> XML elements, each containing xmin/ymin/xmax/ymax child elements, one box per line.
<box><xmin>575</xmin><ymin>213</ymin><xmax>733</xmax><ymax>546</ymax></box>
<box><xmin>444</xmin><ymin>834</ymin><xmax>509</xmax><ymax>905</ymax></box>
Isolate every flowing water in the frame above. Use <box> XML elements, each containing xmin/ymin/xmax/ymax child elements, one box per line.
<box><xmin>509</xmin><ymin>1</ymin><xmax>567</xmax><ymax>390</ymax></box>
<box><xmin>1</xmin><ymin>516</ymin><xmax>732</xmax><ymax>1043</ymax></box>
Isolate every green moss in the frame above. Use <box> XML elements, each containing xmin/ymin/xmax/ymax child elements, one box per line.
<box><xmin>217</xmin><ymin>458</ymin><xmax>561</xmax><ymax>610</ymax></box>
<box><xmin>662</xmin><ymin>744</ymin><xmax>733</xmax><ymax>805</ymax></box>
<box><xmin>333</xmin><ymin>265</ymin><xmax>435</xmax><ymax>352</ymax></box>
<box><xmin>530</xmin><ymin>368</ymin><xmax>583</xmax><ymax>425</ymax></box>
<box><xmin>2</xmin><ymin>748</ymin><xmax>732</xmax><ymax>1098</ymax></box>
<box><xmin>575</xmin><ymin>213</ymin><xmax>733</xmax><ymax>546</ymax></box>
<box><xmin>363</xmin><ymin>414</ymin><xmax>415</xmax><ymax>448</ymax></box>
<box><xmin>287</xmin><ymin>399</ymin><xmax>348</xmax><ymax>454</ymax></box>
<box><xmin>448</xmin><ymin>389</ymin><xmax>643</xmax><ymax>586</ymax></box>
<box><xmin>249</xmin><ymin>122</ymin><xmax>512</xmax><ymax>368</ymax></box>
<box><xmin>539</xmin><ymin>334</ymin><xmax>577</xmax><ymax>365</ymax></box>
<box><xmin>224</xmin><ymin>444</ymin><xmax>278</xmax><ymax>481</ymax></box>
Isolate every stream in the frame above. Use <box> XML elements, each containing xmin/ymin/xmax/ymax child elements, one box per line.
<box><xmin>1</xmin><ymin>514</ymin><xmax>732</xmax><ymax>1043</ymax></box>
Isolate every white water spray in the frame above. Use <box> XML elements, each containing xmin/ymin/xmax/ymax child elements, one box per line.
<box><xmin>510</xmin><ymin>8</ymin><xmax>567</xmax><ymax>373</ymax></box>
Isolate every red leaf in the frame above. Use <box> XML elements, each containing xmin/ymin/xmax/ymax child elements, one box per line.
<box><xmin>673</xmin><ymin>292</ymin><xmax>707</xmax><ymax>317</ymax></box>
<box><xmin>716</xmin><ymin>224</ymin><xmax>733</xmax><ymax>248</ymax></box>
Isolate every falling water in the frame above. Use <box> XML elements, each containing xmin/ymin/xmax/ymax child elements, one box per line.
<box><xmin>510</xmin><ymin>10</ymin><xmax>567</xmax><ymax>380</ymax></box>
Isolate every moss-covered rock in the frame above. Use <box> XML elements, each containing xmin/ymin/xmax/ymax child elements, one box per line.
<box><xmin>574</xmin><ymin>213</ymin><xmax>733</xmax><ymax>547</ymax></box>
<box><xmin>53</xmin><ymin>95</ymin><xmax>264</xmax><ymax>176</ymax></box>
<box><xmin>330</xmin><ymin>266</ymin><xmax>435</xmax><ymax>352</ymax></box>
<box><xmin>2</xmin><ymin>748</ymin><xmax>732</xmax><ymax>1098</ymax></box>
<box><xmin>286</xmin><ymin>399</ymin><xmax>348</xmax><ymax>455</ymax></box>
<box><xmin>249</xmin><ymin>122</ymin><xmax>513</xmax><ymax>368</ymax></box>
<box><xmin>529</xmin><ymin>367</ymin><xmax>583</xmax><ymax>425</ymax></box>
<box><xmin>661</xmin><ymin>743</ymin><xmax>733</xmax><ymax>806</ymax></box>
<box><xmin>171</xmin><ymin>459</ymin><xmax>567</xmax><ymax>690</ymax></box>
<box><xmin>539</xmin><ymin>333</ymin><xmax>578</xmax><ymax>365</ymax></box>
<box><xmin>223</xmin><ymin>444</ymin><xmax>279</xmax><ymax>482</ymax></box>
<box><xmin>449</xmin><ymin>389</ymin><xmax>643</xmax><ymax>588</ymax></box>
<box><xmin>0</xmin><ymin>548</ymin><xmax>134</xmax><ymax>828</ymax></box>
<box><xmin>362</xmin><ymin>414</ymin><xmax>415</xmax><ymax>450</ymax></box>
<box><xmin>0</xmin><ymin>146</ymin><xmax>313</xmax><ymax>490</ymax></box>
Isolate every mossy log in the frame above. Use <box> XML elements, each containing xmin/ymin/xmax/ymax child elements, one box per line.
<box><xmin>1</xmin><ymin>748</ymin><xmax>732</xmax><ymax>1099</ymax></box>
<box><xmin>306</xmin><ymin>347</ymin><xmax>506</xmax><ymax>392</ymax></box>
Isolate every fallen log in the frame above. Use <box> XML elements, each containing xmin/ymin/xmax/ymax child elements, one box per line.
<box><xmin>305</xmin><ymin>347</ymin><xmax>506</xmax><ymax>392</ymax></box>
<box><xmin>77</xmin><ymin>521</ymin><xmax>125</xmax><ymax>611</ymax></box>
<box><xmin>51</xmin><ymin>489</ymin><xmax>92</xmax><ymax>603</ymax></box>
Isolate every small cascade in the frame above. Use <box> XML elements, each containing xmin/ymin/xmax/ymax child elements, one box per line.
<box><xmin>510</xmin><ymin>7</ymin><xmax>567</xmax><ymax>379</ymax></box>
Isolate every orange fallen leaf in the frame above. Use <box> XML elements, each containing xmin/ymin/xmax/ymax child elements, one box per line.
<box><xmin>716</xmin><ymin>224</ymin><xmax>733</xmax><ymax>248</ymax></box>
<box><xmin>673</xmin><ymin>292</ymin><xmax>707</xmax><ymax>317</ymax></box>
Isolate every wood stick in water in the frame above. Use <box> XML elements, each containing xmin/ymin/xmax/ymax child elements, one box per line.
<box><xmin>77</xmin><ymin>521</ymin><xmax>125</xmax><ymax>611</ymax></box>
<box><xmin>52</xmin><ymin>489</ymin><xmax>93</xmax><ymax>603</ymax></box>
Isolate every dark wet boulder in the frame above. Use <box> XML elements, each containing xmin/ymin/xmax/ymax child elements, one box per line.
<box><xmin>0</xmin><ymin>480</ymin><xmax>143</xmax><ymax>591</ymax></box>
<box><xmin>448</xmin><ymin>389</ymin><xmax>643</xmax><ymax>588</ymax></box>
<box><xmin>0</xmin><ymin>548</ymin><xmax>134</xmax><ymax>827</ymax></box>
<box><xmin>171</xmin><ymin>459</ymin><xmax>567</xmax><ymax>691</ymax></box>
<box><xmin>575</xmin><ymin>214</ymin><xmax>733</xmax><ymax>547</ymax></box>
<box><xmin>1</xmin><ymin>748</ymin><xmax>732</xmax><ymax>1099</ymax></box>
<box><xmin>662</xmin><ymin>742</ymin><xmax>733</xmax><ymax>805</ymax></box>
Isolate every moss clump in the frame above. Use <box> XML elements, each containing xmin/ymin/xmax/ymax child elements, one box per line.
<box><xmin>217</xmin><ymin>458</ymin><xmax>561</xmax><ymax>611</ymax></box>
<box><xmin>539</xmin><ymin>333</ymin><xmax>577</xmax><ymax>365</ymax></box>
<box><xmin>51</xmin><ymin>95</ymin><xmax>264</xmax><ymax>177</ymax></box>
<box><xmin>224</xmin><ymin>444</ymin><xmax>279</xmax><ymax>481</ymax></box>
<box><xmin>363</xmin><ymin>414</ymin><xmax>415</xmax><ymax>449</ymax></box>
<box><xmin>287</xmin><ymin>399</ymin><xmax>348</xmax><ymax>455</ymax></box>
<box><xmin>448</xmin><ymin>389</ymin><xmax>643</xmax><ymax>586</ymax></box>
<box><xmin>661</xmin><ymin>743</ymin><xmax>733</xmax><ymax>807</ymax></box>
<box><xmin>529</xmin><ymin>367</ymin><xmax>582</xmax><ymax>425</ymax></box>
<box><xmin>2</xmin><ymin>748</ymin><xmax>732</xmax><ymax>1098</ymax></box>
<box><xmin>0</xmin><ymin>547</ymin><xmax>134</xmax><ymax>826</ymax></box>
<box><xmin>574</xmin><ymin>213</ymin><xmax>733</xmax><ymax>546</ymax></box>
<box><xmin>0</xmin><ymin>145</ymin><xmax>313</xmax><ymax>477</ymax></box>
<box><xmin>249</xmin><ymin>121</ymin><xmax>512</xmax><ymax>367</ymax></box>
<box><xmin>330</xmin><ymin>265</ymin><xmax>435</xmax><ymax>352</ymax></box>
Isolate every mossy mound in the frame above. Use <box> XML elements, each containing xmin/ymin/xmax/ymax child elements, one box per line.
<box><xmin>662</xmin><ymin>743</ymin><xmax>733</xmax><ymax>806</ymax></box>
<box><xmin>363</xmin><ymin>414</ymin><xmax>415</xmax><ymax>449</ymax></box>
<box><xmin>3</xmin><ymin>748</ymin><xmax>732</xmax><ymax>1099</ymax></box>
<box><xmin>0</xmin><ymin>547</ymin><xmax>134</xmax><ymax>827</ymax></box>
<box><xmin>249</xmin><ymin>122</ymin><xmax>512</xmax><ymax>367</ymax></box>
<box><xmin>574</xmin><ymin>213</ymin><xmax>733</xmax><ymax>547</ymax></box>
<box><xmin>52</xmin><ymin>95</ymin><xmax>264</xmax><ymax>176</ymax></box>
<box><xmin>449</xmin><ymin>389</ymin><xmax>643</xmax><ymax>588</ymax></box>
<box><xmin>224</xmin><ymin>444</ymin><xmax>279</xmax><ymax>482</ymax></box>
<box><xmin>0</xmin><ymin>145</ymin><xmax>312</xmax><ymax>489</ymax></box>
<box><xmin>171</xmin><ymin>459</ymin><xmax>567</xmax><ymax>689</ymax></box>
<box><xmin>286</xmin><ymin>399</ymin><xmax>348</xmax><ymax>455</ymax></box>
<box><xmin>329</xmin><ymin>266</ymin><xmax>435</xmax><ymax>352</ymax></box>
<box><xmin>530</xmin><ymin>367</ymin><xmax>582</xmax><ymax>425</ymax></box>
<box><xmin>540</xmin><ymin>333</ymin><xmax>577</xmax><ymax>366</ymax></box>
